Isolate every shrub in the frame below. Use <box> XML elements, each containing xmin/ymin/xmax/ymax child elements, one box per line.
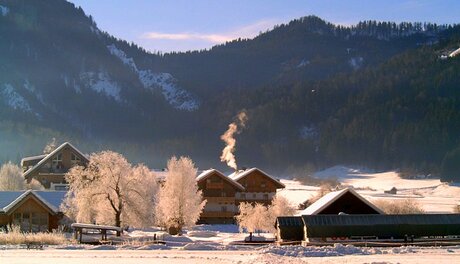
<box><xmin>0</xmin><ymin>226</ymin><xmax>69</xmax><ymax>245</ymax></box>
<box><xmin>373</xmin><ymin>199</ymin><xmax>425</xmax><ymax>214</ymax></box>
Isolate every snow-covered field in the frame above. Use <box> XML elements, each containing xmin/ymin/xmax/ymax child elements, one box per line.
<box><xmin>279</xmin><ymin>165</ymin><xmax>460</xmax><ymax>213</ymax></box>
<box><xmin>2</xmin><ymin>166</ymin><xmax>460</xmax><ymax>263</ymax></box>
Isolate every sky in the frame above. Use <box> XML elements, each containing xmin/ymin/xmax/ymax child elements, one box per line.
<box><xmin>69</xmin><ymin>0</ymin><xmax>460</xmax><ymax>53</ymax></box>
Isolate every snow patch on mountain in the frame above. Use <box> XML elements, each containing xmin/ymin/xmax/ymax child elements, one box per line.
<box><xmin>107</xmin><ymin>44</ymin><xmax>138</xmax><ymax>72</ymax></box>
<box><xmin>297</xmin><ymin>59</ymin><xmax>310</xmax><ymax>68</ymax></box>
<box><xmin>107</xmin><ymin>44</ymin><xmax>199</xmax><ymax>111</ymax></box>
<box><xmin>299</xmin><ymin>125</ymin><xmax>318</xmax><ymax>139</ymax></box>
<box><xmin>139</xmin><ymin>71</ymin><xmax>200</xmax><ymax>111</ymax></box>
<box><xmin>0</xmin><ymin>5</ymin><xmax>9</xmax><ymax>16</ymax></box>
<box><xmin>80</xmin><ymin>71</ymin><xmax>122</xmax><ymax>102</ymax></box>
<box><xmin>349</xmin><ymin>56</ymin><xmax>364</xmax><ymax>70</ymax></box>
<box><xmin>1</xmin><ymin>83</ymin><xmax>32</xmax><ymax>112</ymax></box>
<box><xmin>23</xmin><ymin>79</ymin><xmax>45</xmax><ymax>105</ymax></box>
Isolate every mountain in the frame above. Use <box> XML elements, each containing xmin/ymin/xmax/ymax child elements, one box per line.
<box><xmin>1</xmin><ymin>0</ymin><xmax>460</xmax><ymax>178</ymax></box>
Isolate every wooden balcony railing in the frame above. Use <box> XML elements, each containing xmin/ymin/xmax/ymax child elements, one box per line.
<box><xmin>204</xmin><ymin>197</ymin><xmax>235</xmax><ymax>203</ymax></box>
<box><xmin>200</xmin><ymin>211</ymin><xmax>236</xmax><ymax>218</ymax></box>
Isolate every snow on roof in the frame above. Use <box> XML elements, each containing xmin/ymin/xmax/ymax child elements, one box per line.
<box><xmin>0</xmin><ymin>191</ymin><xmax>24</xmax><ymax>213</ymax></box>
<box><xmin>197</xmin><ymin>169</ymin><xmax>245</xmax><ymax>190</ymax></box>
<box><xmin>229</xmin><ymin>168</ymin><xmax>285</xmax><ymax>188</ymax></box>
<box><xmin>0</xmin><ymin>190</ymin><xmax>66</xmax><ymax>214</ymax></box>
<box><xmin>21</xmin><ymin>154</ymin><xmax>47</xmax><ymax>165</ymax></box>
<box><xmin>449</xmin><ymin>47</ymin><xmax>460</xmax><ymax>58</ymax></box>
<box><xmin>299</xmin><ymin>187</ymin><xmax>384</xmax><ymax>215</ymax></box>
<box><xmin>23</xmin><ymin>142</ymin><xmax>89</xmax><ymax>179</ymax></box>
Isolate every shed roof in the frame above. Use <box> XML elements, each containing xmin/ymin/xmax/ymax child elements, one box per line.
<box><xmin>299</xmin><ymin>187</ymin><xmax>384</xmax><ymax>215</ymax></box>
<box><xmin>228</xmin><ymin>168</ymin><xmax>285</xmax><ymax>188</ymax></box>
<box><xmin>301</xmin><ymin>214</ymin><xmax>460</xmax><ymax>238</ymax></box>
<box><xmin>276</xmin><ymin>216</ymin><xmax>303</xmax><ymax>227</ymax></box>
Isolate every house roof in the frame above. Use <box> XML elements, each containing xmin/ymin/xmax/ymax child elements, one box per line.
<box><xmin>299</xmin><ymin>187</ymin><xmax>384</xmax><ymax>215</ymax></box>
<box><xmin>21</xmin><ymin>154</ymin><xmax>47</xmax><ymax>166</ymax></box>
<box><xmin>23</xmin><ymin>142</ymin><xmax>89</xmax><ymax>180</ymax></box>
<box><xmin>228</xmin><ymin>167</ymin><xmax>285</xmax><ymax>188</ymax></box>
<box><xmin>197</xmin><ymin>169</ymin><xmax>245</xmax><ymax>191</ymax></box>
<box><xmin>0</xmin><ymin>190</ymin><xmax>66</xmax><ymax>215</ymax></box>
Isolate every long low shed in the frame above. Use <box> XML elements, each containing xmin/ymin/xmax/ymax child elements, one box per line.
<box><xmin>302</xmin><ymin>214</ymin><xmax>460</xmax><ymax>240</ymax></box>
<box><xmin>276</xmin><ymin>214</ymin><xmax>460</xmax><ymax>243</ymax></box>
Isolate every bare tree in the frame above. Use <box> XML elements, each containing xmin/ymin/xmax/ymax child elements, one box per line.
<box><xmin>0</xmin><ymin>162</ymin><xmax>25</xmax><ymax>190</ymax></box>
<box><xmin>155</xmin><ymin>156</ymin><xmax>206</xmax><ymax>234</ymax></box>
<box><xmin>63</xmin><ymin>151</ymin><xmax>157</xmax><ymax>228</ymax></box>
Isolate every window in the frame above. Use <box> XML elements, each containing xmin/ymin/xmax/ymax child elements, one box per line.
<box><xmin>221</xmin><ymin>192</ymin><xmax>226</xmax><ymax>197</ymax></box>
<box><xmin>263</xmin><ymin>194</ymin><xmax>269</xmax><ymax>200</ymax></box>
<box><xmin>252</xmin><ymin>193</ymin><xmax>256</xmax><ymax>199</ymax></box>
<box><xmin>71</xmin><ymin>153</ymin><xmax>81</xmax><ymax>165</ymax></box>
<box><xmin>52</xmin><ymin>153</ymin><xmax>63</xmax><ymax>170</ymax></box>
<box><xmin>221</xmin><ymin>206</ymin><xmax>227</xmax><ymax>212</ymax></box>
<box><xmin>14</xmin><ymin>212</ymin><xmax>48</xmax><ymax>232</ymax></box>
<box><xmin>240</xmin><ymin>193</ymin><xmax>246</xmax><ymax>199</ymax></box>
<box><xmin>261</xmin><ymin>181</ymin><xmax>266</xmax><ymax>188</ymax></box>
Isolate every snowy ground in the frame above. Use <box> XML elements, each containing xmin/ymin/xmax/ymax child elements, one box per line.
<box><xmin>279</xmin><ymin>165</ymin><xmax>460</xmax><ymax>213</ymax></box>
<box><xmin>1</xmin><ymin>245</ymin><xmax>460</xmax><ymax>264</ymax></box>
<box><xmin>2</xmin><ymin>166</ymin><xmax>459</xmax><ymax>263</ymax></box>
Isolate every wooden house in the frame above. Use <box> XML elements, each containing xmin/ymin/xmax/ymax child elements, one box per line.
<box><xmin>196</xmin><ymin>169</ymin><xmax>245</xmax><ymax>224</ymax></box>
<box><xmin>0</xmin><ymin>190</ymin><xmax>66</xmax><ymax>232</ymax></box>
<box><xmin>229</xmin><ymin>168</ymin><xmax>285</xmax><ymax>205</ymax></box>
<box><xmin>21</xmin><ymin>142</ymin><xmax>88</xmax><ymax>189</ymax></box>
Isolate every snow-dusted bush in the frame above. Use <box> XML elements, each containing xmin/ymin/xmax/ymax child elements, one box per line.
<box><xmin>0</xmin><ymin>225</ymin><xmax>69</xmax><ymax>245</ymax></box>
<box><xmin>0</xmin><ymin>162</ymin><xmax>44</xmax><ymax>191</ymax></box>
<box><xmin>235</xmin><ymin>202</ymin><xmax>273</xmax><ymax>237</ymax></box>
<box><xmin>0</xmin><ymin>161</ymin><xmax>24</xmax><ymax>190</ymax></box>
<box><xmin>155</xmin><ymin>156</ymin><xmax>205</xmax><ymax>234</ymax></box>
<box><xmin>373</xmin><ymin>199</ymin><xmax>425</xmax><ymax>214</ymax></box>
<box><xmin>63</xmin><ymin>151</ymin><xmax>158</xmax><ymax>228</ymax></box>
<box><xmin>236</xmin><ymin>195</ymin><xmax>296</xmax><ymax>236</ymax></box>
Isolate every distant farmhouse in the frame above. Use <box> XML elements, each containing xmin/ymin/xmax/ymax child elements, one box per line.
<box><xmin>21</xmin><ymin>142</ymin><xmax>89</xmax><ymax>190</ymax></box>
<box><xmin>197</xmin><ymin>168</ymin><xmax>285</xmax><ymax>224</ymax></box>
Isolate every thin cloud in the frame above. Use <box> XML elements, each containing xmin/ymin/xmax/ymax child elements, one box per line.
<box><xmin>140</xmin><ymin>19</ymin><xmax>280</xmax><ymax>44</ymax></box>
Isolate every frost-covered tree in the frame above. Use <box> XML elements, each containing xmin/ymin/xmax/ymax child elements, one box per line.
<box><xmin>236</xmin><ymin>195</ymin><xmax>296</xmax><ymax>239</ymax></box>
<box><xmin>268</xmin><ymin>195</ymin><xmax>296</xmax><ymax>230</ymax></box>
<box><xmin>155</xmin><ymin>156</ymin><xmax>206</xmax><ymax>234</ymax></box>
<box><xmin>0</xmin><ymin>162</ymin><xmax>25</xmax><ymax>190</ymax></box>
<box><xmin>0</xmin><ymin>162</ymin><xmax>43</xmax><ymax>191</ymax></box>
<box><xmin>63</xmin><ymin>151</ymin><xmax>157</xmax><ymax>228</ymax></box>
<box><xmin>235</xmin><ymin>202</ymin><xmax>272</xmax><ymax>240</ymax></box>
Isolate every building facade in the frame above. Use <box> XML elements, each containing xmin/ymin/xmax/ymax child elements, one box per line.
<box><xmin>21</xmin><ymin>142</ymin><xmax>88</xmax><ymax>189</ymax></box>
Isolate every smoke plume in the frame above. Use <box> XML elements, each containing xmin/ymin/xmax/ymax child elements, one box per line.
<box><xmin>220</xmin><ymin>111</ymin><xmax>248</xmax><ymax>170</ymax></box>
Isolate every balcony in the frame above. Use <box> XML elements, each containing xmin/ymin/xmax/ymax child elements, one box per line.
<box><xmin>204</xmin><ymin>197</ymin><xmax>235</xmax><ymax>203</ymax></box>
<box><xmin>200</xmin><ymin>211</ymin><xmax>236</xmax><ymax>218</ymax></box>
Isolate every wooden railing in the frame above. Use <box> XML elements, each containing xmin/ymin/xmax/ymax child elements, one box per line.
<box><xmin>200</xmin><ymin>211</ymin><xmax>236</xmax><ymax>218</ymax></box>
<box><xmin>204</xmin><ymin>197</ymin><xmax>235</xmax><ymax>203</ymax></box>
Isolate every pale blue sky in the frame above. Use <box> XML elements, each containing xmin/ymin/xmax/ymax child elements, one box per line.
<box><xmin>69</xmin><ymin>0</ymin><xmax>459</xmax><ymax>53</ymax></box>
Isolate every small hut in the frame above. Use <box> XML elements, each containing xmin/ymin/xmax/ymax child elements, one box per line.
<box><xmin>275</xmin><ymin>216</ymin><xmax>304</xmax><ymax>242</ymax></box>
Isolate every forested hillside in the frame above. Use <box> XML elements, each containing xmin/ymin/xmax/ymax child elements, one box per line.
<box><xmin>1</xmin><ymin>0</ymin><xmax>459</xmax><ymax>180</ymax></box>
